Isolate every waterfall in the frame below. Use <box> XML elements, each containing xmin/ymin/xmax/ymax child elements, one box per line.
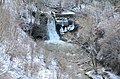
<box><xmin>46</xmin><ymin>17</ymin><xmax>61</xmax><ymax>43</ymax></box>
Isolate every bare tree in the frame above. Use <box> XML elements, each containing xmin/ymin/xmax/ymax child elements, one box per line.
<box><xmin>0</xmin><ymin>0</ymin><xmax>5</xmax><ymax>6</ymax></box>
<box><xmin>80</xmin><ymin>26</ymin><xmax>103</xmax><ymax>74</ymax></box>
<box><xmin>75</xmin><ymin>0</ymin><xmax>80</xmax><ymax>7</ymax></box>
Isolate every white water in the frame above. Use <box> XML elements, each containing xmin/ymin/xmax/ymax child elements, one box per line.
<box><xmin>46</xmin><ymin>17</ymin><xmax>62</xmax><ymax>44</ymax></box>
<box><xmin>46</xmin><ymin>15</ymin><xmax>75</xmax><ymax>45</ymax></box>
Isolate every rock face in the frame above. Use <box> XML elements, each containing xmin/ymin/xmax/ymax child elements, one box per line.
<box><xmin>19</xmin><ymin>2</ymin><xmax>49</xmax><ymax>40</ymax></box>
<box><xmin>31</xmin><ymin>13</ymin><xmax>48</xmax><ymax>40</ymax></box>
<box><xmin>55</xmin><ymin>16</ymin><xmax>78</xmax><ymax>35</ymax></box>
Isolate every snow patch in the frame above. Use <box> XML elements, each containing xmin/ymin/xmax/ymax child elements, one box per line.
<box><xmin>19</xmin><ymin>3</ymin><xmax>37</xmax><ymax>24</ymax></box>
<box><xmin>61</xmin><ymin>11</ymin><xmax>75</xmax><ymax>15</ymax></box>
<box><xmin>16</xmin><ymin>28</ymin><xmax>32</xmax><ymax>52</ymax></box>
<box><xmin>0</xmin><ymin>43</ymin><xmax>11</xmax><ymax>75</ymax></box>
<box><xmin>86</xmin><ymin>68</ymin><xmax>120</xmax><ymax>79</ymax></box>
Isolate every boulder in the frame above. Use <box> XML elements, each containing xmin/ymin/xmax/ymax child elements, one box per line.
<box><xmin>31</xmin><ymin>13</ymin><xmax>48</xmax><ymax>40</ymax></box>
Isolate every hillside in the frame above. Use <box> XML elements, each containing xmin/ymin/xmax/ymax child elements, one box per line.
<box><xmin>0</xmin><ymin>0</ymin><xmax>120</xmax><ymax>79</ymax></box>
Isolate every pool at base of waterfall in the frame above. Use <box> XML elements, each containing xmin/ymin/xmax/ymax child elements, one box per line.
<box><xmin>45</xmin><ymin>40</ymin><xmax>65</xmax><ymax>44</ymax></box>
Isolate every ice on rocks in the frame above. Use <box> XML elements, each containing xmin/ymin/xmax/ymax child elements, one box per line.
<box><xmin>86</xmin><ymin>68</ymin><xmax>120</xmax><ymax>79</ymax></box>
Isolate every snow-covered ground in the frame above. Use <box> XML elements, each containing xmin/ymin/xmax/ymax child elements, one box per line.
<box><xmin>61</xmin><ymin>11</ymin><xmax>75</xmax><ymax>15</ymax></box>
<box><xmin>0</xmin><ymin>1</ymin><xmax>71</xmax><ymax>79</ymax></box>
<box><xmin>86</xmin><ymin>68</ymin><xmax>120</xmax><ymax>79</ymax></box>
<box><xmin>19</xmin><ymin>3</ymin><xmax>37</xmax><ymax>24</ymax></box>
<box><xmin>1</xmin><ymin>0</ymin><xmax>120</xmax><ymax>79</ymax></box>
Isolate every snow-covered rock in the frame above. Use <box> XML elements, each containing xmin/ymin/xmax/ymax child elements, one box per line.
<box><xmin>86</xmin><ymin>68</ymin><xmax>120</xmax><ymax>79</ymax></box>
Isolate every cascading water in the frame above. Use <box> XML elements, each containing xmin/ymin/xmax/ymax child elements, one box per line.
<box><xmin>46</xmin><ymin>17</ymin><xmax>61</xmax><ymax>43</ymax></box>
